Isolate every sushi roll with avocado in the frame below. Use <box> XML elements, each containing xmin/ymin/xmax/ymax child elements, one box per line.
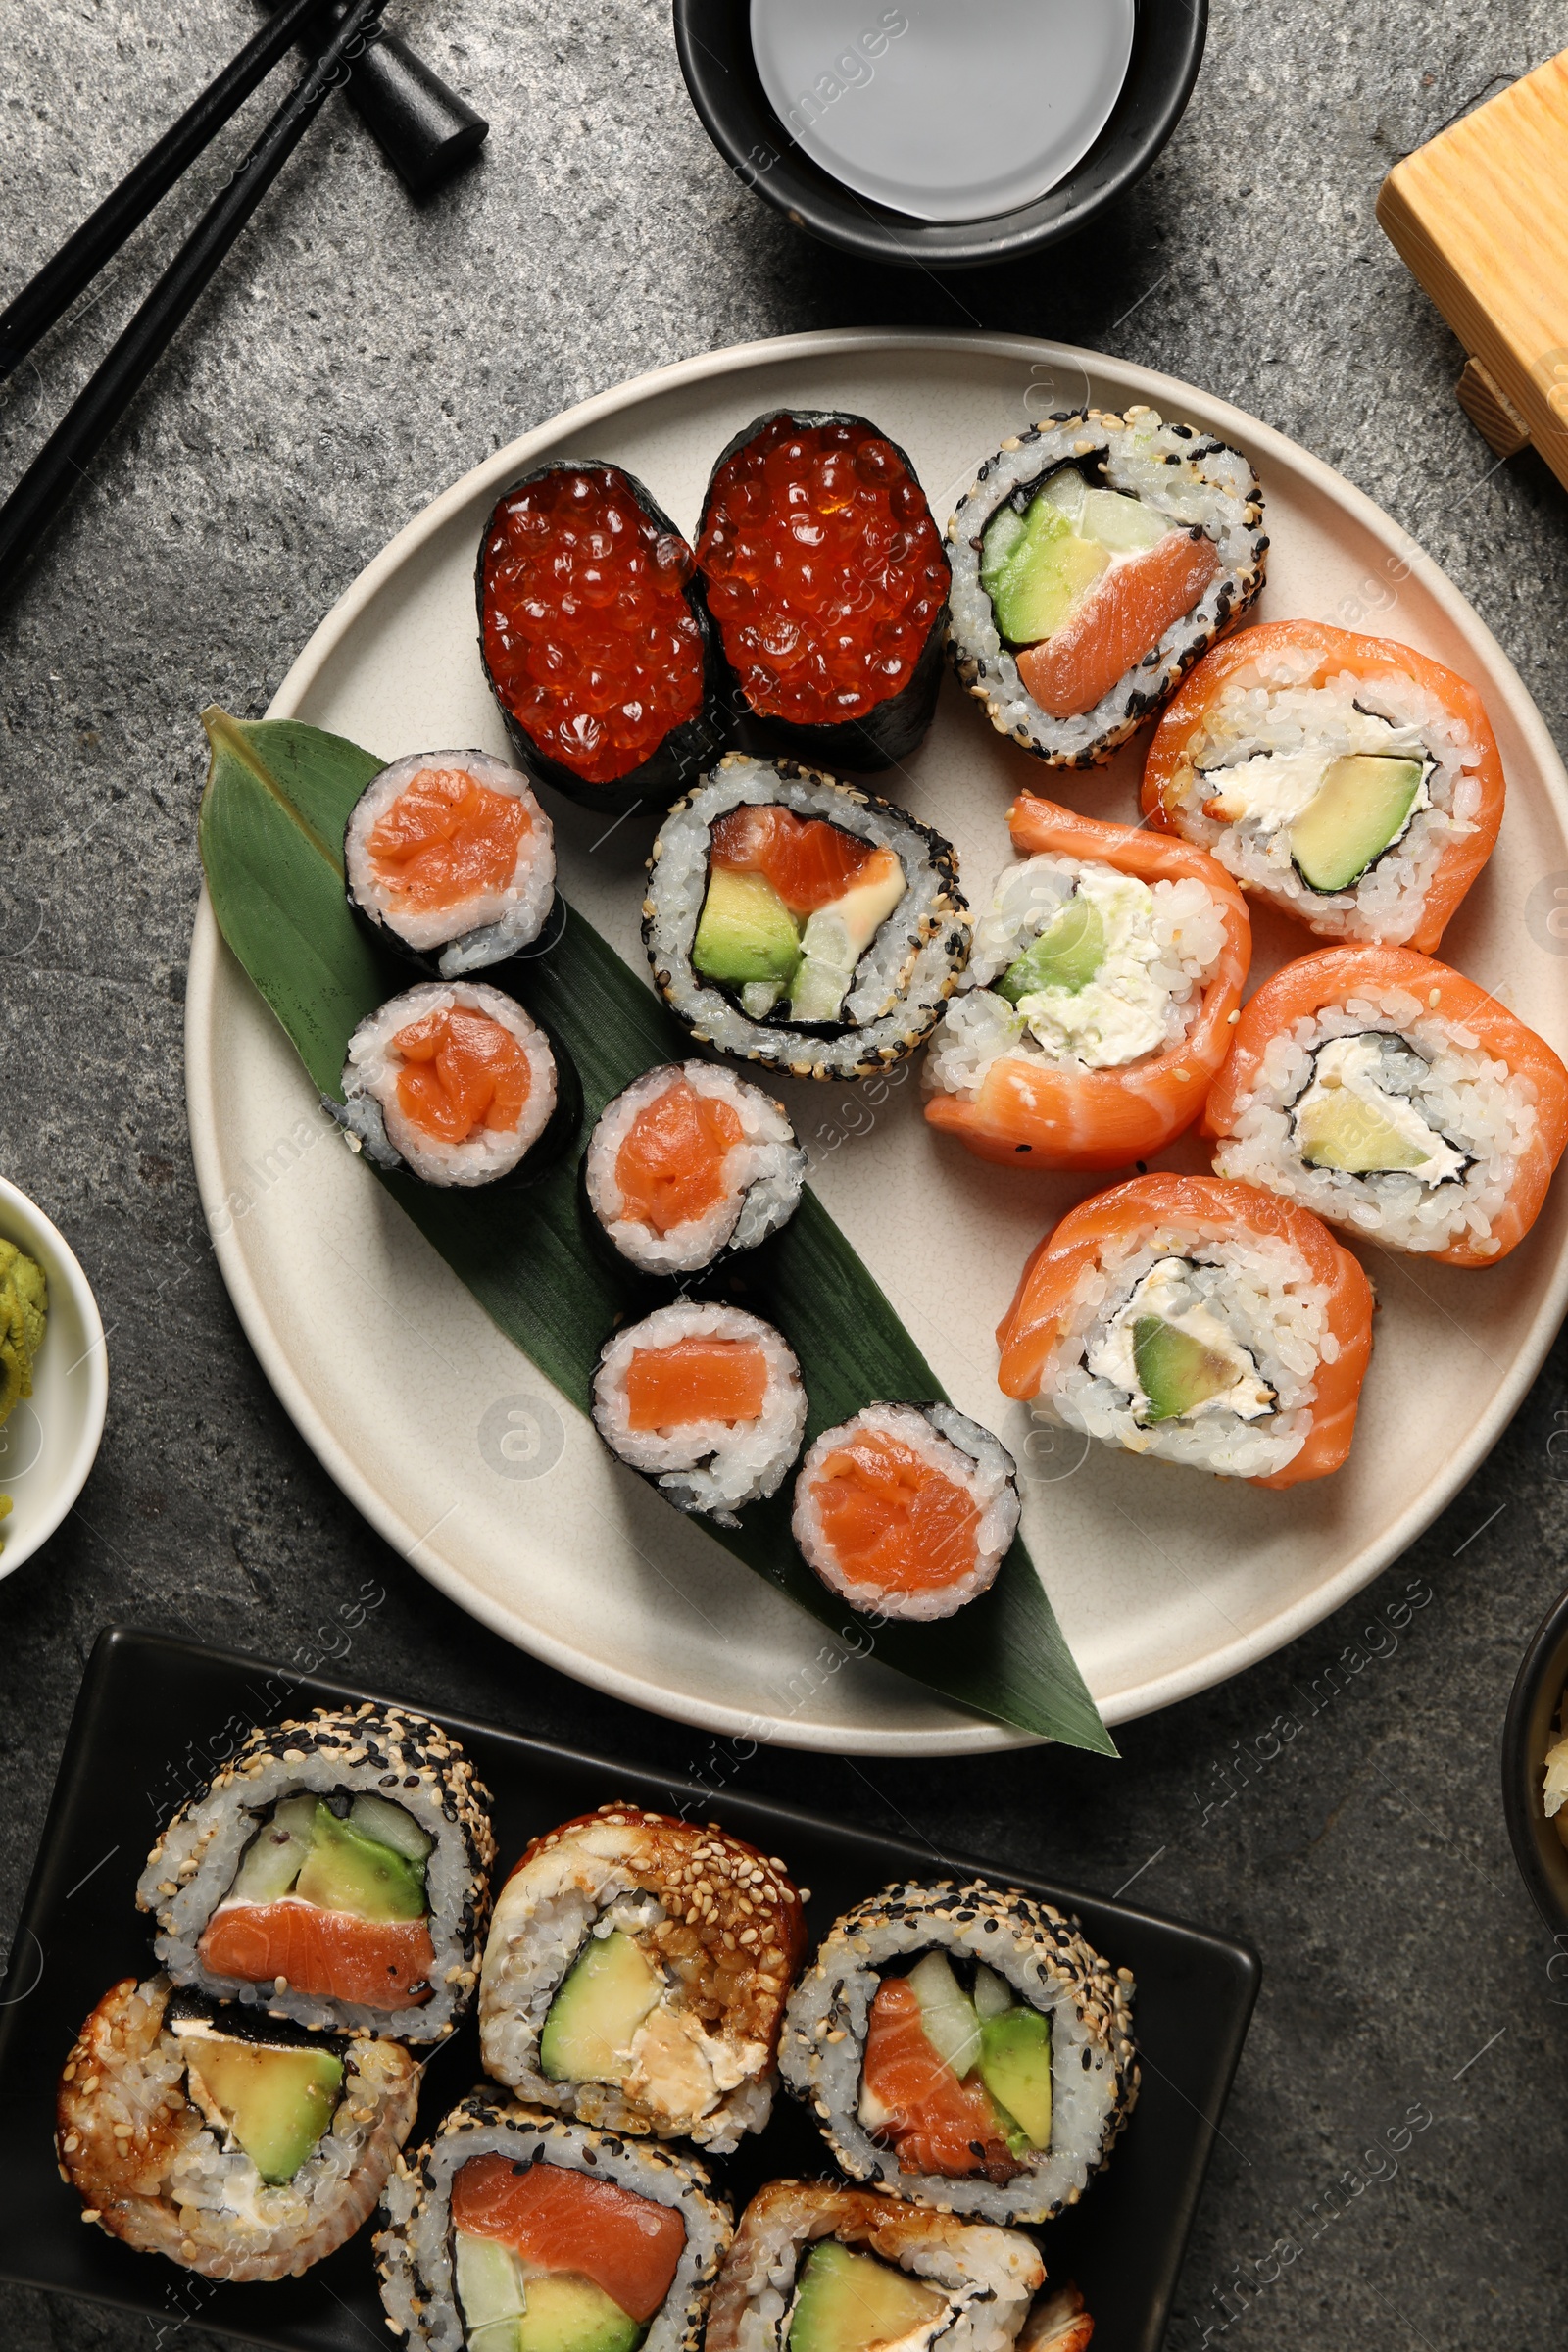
<box><xmin>948</xmin><ymin>409</ymin><xmax>1266</xmax><ymax>767</ymax></box>
<box><xmin>478</xmin><ymin>1802</ymin><xmax>807</xmax><ymax>2153</ymax></box>
<box><xmin>376</xmin><ymin>2089</ymin><xmax>732</xmax><ymax>2352</ymax></box>
<box><xmin>705</xmin><ymin>2180</ymin><xmax>1045</xmax><ymax>2352</ymax></box>
<box><xmin>478</xmin><ymin>462</ymin><xmax>729</xmax><ymax>815</ymax></box>
<box><xmin>137</xmin><ymin>1702</ymin><xmax>496</xmax><ymax>2041</ymax></box>
<box><xmin>584</xmin><ymin>1063</ymin><xmax>808</xmax><ymax>1278</ymax></box>
<box><xmin>792</xmin><ymin>1403</ymin><xmax>1020</xmax><ymax>1622</ymax></box>
<box><xmin>344</xmin><ymin>750</ymin><xmax>558</xmax><ymax>978</ymax></box>
<box><xmin>778</xmin><ymin>1880</ymin><xmax>1137</xmax><ymax>2226</ymax></box>
<box><xmin>591</xmin><ymin>1302</ymin><xmax>807</xmax><ymax>1526</ymax></box>
<box><xmin>644</xmin><ymin>755</ymin><xmax>968</xmax><ymax>1082</ymax></box>
<box><xmin>56</xmin><ymin>1974</ymin><xmax>416</xmax><ymax>2279</ymax></box>
<box><xmin>336</xmin><ymin>981</ymin><xmax>581</xmax><ymax>1188</ymax></box>
<box><xmin>695</xmin><ymin>410</ymin><xmax>950</xmax><ymax>771</ymax></box>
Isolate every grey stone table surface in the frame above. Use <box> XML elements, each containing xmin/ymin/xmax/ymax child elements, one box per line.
<box><xmin>4</xmin><ymin>1</ymin><xmax>1568</xmax><ymax>2344</ymax></box>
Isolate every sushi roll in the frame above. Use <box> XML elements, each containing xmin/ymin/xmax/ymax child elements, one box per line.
<box><xmin>644</xmin><ymin>754</ymin><xmax>969</xmax><ymax>1082</ymax></box>
<box><xmin>336</xmin><ymin>980</ymin><xmax>581</xmax><ymax>1187</ymax></box>
<box><xmin>136</xmin><ymin>1702</ymin><xmax>496</xmax><ymax>2041</ymax></box>
<box><xmin>343</xmin><ymin>750</ymin><xmax>557</xmax><ymax>978</ymax></box>
<box><xmin>706</xmin><ymin>2181</ymin><xmax>1045</xmax><ymax>2352</ymax></box>
<box><xmin>792</xmin><ymin>1403</ymin><xmax>1020</xmax><ymax>1622</ymax></box>
<box><xmin>478</xmin><ymin>462</ymin><xmax>729</xmax><ymax>814</ymax></box>
<box><xmin>56</xmin><ymin>1973</ymin><xmax>416</xmax><ymax>2279</ymax></box>
<box><xmin>947</xmin><ymin>408</ymin><xmax>1266</xmax><ymax>766</ymax></box>
<box><xmin>995</xmin><ymin>1173</ymin><xmax>1375</xmax><ymax>1489</ymax></box>
<box><xmin>1202</xmin><ymin>945</ymin><xmax>1568</xmax><ymax>1265</ymax></box>
<box><xmin>924</xmin><ymin>791</ymin><xmax>1250</xmax><ymax>1171</ymax></box>
<box><xmin>1021</xmin><ymin>2286</ymin><xmax>1094</xmax><ymax>2352</ymax></box>
<box><xmin>376</xmin><ymin>2088</ymin><xmax>732</xmax><ymax>2352</ymax></box>
<box><xmin>1141</xmin><ymin>620</ymin><xmax>1506</xmax><ymax>952</ymax></box>
<box><xmin>778</xmin><ymin>1880</ymin><xmax>1136</xmax><ymax>2227</ymax></box>
<box><xmin>477</xmin><ymin>1801</ymin><xmax>807</xmax><ymax>2152</ymax></box>
<box><xmin>695</xmin><ymin>410</ymin><xmax>950</xmax><ymax>771</ymax></box>
<box><xmin>591</xmin><ymin>1301</ymin><xmax>807</xmax><ymax>1524</ymax></box>
<box><xmin>584</xmin><ymin>1062</ymin><xmax>808</xmax><ymax>1278</ymax></box>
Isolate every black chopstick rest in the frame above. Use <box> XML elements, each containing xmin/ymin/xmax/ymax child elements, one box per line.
<box><xmin>263</xmin><ymin>0</ymin><xmax>488</xmax><ymax>197</ymax></box>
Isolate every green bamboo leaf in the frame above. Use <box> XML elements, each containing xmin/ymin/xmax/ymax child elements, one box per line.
<box><xmin>197</xmin><ymin>710</ymin><xmax>1113</xmax><ymax>1752</ymax></box>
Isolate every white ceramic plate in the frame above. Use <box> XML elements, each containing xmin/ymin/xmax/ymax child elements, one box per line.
<box><xmin>185</xmin><ymin>329</ymin><xmax>1568</xmax><ymax>1754</ymax></box>
<box><xmin>0</xmin><ymin>1175</ymin><xmax>108</xmax><ymax>1578</ymax></box>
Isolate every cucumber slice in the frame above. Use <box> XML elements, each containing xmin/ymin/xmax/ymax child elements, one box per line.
<box><xmin>1290</xmin><ymin>754</ymin><xmax>1426</xmax><ymax>894</ymax></box>
<box><xmin>972</xmin><ymin>1962</ymin><xmax>1014</xmax><ymax>2020</ymax></box>
<box><xmin>979</xmin><ymin>504</ymin><xmax>1027</xmax><ymax>593</ymax></box>
<box><xmin>230</xmin><ymin>1793</ymin><xmax>318</xmax><ymax>1903</ymax></box>
<box><xmin>1078</xmin><ymin>486</ymin><xmax>1172</xmax><ymax>554</ymax></box>
<box><xmin>996</xmin><ymin>898</ymin><xmax>1105</xmax><ymax>1003</ymax></box>
<box><xmin>348</xmin><ymin>1790</ymin><xmax>432</xmax><ymax>1863</ymax></box>
<box><xmin>456</xmin><ymin>2232</ymin><xmax>526</xmax><ymax>2352</ymax></box>
<box><xmin>905</xmin><ymin>1950</ymin><xmax>982</xmax><ymax>2077</ymax></box>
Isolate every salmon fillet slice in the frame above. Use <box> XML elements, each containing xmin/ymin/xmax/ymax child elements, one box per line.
<box><xmin>1018</xmin><ymin>532</ymin><xmax>1219</xmax><ymax>719</ymax></box>
<box><xmin>198</xmin><ymin>1902</ymin><xmax>435</xmax><ymax>2008</ymax></box>
<box><xmin>451</xmin><ymin>2151</ymin><xmax>686</xmax><ymax>2321</ymax></box>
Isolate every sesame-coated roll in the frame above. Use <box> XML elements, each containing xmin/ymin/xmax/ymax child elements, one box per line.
<box><xmin>136</xmin><ymin>1703</ymin><xmax>496</xmax><ymax>2042</ymax></box>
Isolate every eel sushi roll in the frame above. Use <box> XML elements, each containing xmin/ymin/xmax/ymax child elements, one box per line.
<box><xmin>136</xmin><ymin>1702</ymin><xmax>496</xmax><ymax>2040</ymax></box>
<box><xmin>1141</xmin><ymin>620</ymin><xmax>1506</xmax><ymax>951</ymax></box>
<box><xmin>591</xmin><ymin>1302</ymin><xmax>807</xmax><ymax>1524</ymax></box>
<box><xmin>995</xmin><ymin>1173</ymin><xmax>1375</xmax><ymax>1489</ymax></box>
<box><xmin>705</xmin><ymin>2181</ymin><xmax>1045</xmax><ymax>2352</ymax></box>
<box><xmin>584</xmin><ymin>1062</ymin><xmax>808</xmax><ymax>1278</ymax></box>
<box><xmin>344</xmin><ymin>750</ymin><xmax>557</xmax><ymax>978</ymax></box>
<box><xmin>376</xmin><ymin>2088</ymin><xmax>732</xmax><ymax>2352</ymax></box>
<box><xmin>337</xmin><ymin>980</ymin><xmax>581</xmax><ymax>1187</ymax></box>
<box><xmin>644</xmin><ymin>754</ymin><xmax>968</xmax><ymax>1081</ymax></box>
<box><xmin>792</xmin><ymin>1404</ymin><xmax>1020</xmax><ymax>1622</ymax></box>
<box><xmin>478</xmin><ymin>1801</ymin><xmax>807</xmax><ymax>2152</ymax></box>
<box><xmin>696</xmin><ymin>410</ymin><xmax>950</xmax><ymax>771</ymax></box>
<box><xmin>947</xmin><ymin>408</ymin><xmax>1266</xmax><ymax>766</ymax></box>
<box><xmin>778</xmin><ymin>1881</ymin><xmax>1136</xmax><ymax>2226</ymax></box>
<box><xmin>1203</xmin><ymin>945</ymin><xmax>1568</xmax><ymax>1265</ymax></box>
<box><xmin>924</xmin><ymin>791</ymin><xmax>1250</xmax><ymax>1170</ymax></box>
<box><xmin>478</xmin><ymin>462</ymin><xmax>728</xmax><ymax>814</ymax></box>
<box><xmin>56</xmin><ymin>1974</ymin><xmax>416</xmax><ymax>2279</ymax></box>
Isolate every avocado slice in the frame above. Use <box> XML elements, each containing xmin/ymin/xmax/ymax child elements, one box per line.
<box><xmin>694</xmin><ymin>867</ymin><xmax>802</xmax><ymax>989</ymax></box>
<box><xmin>977</xmin><ymin>2008</ymin><xmax>1052</xmax><ymax>2150</ymax></box>
<box><xmin>1289</xmin><ymin>754</ymin><xmax>1427</xmax><ymax>894</ymax></box>
<box><xmin>518</xmin><ymin>2275</ymin><xmax>643</xmax><ymax>2352</ymax></box>
<box><xmin>182</xmin><ymin>2037</ymin><xmax>343</xmax><ymax>2185</ymax></box>
<box><xmin>230</xmin><ymin>1793</ymin><xmax>318</xmax><ymax>1904</ymax></box>
<box><xmin>1294</xmin><ymin>1087</ymin><xmax>1435</xmax><ymax>1174</ymax></box>
<box><xmin>996</xmin><ymin>898</ymin><xmax>1105</xmax><ymax>1004</ymax></box>
<box><xmin>1132</xmin><ymin>1317</ymin><xmax>1248</xmax><ymax>1424</ymax></box>
<box><xmin>539</xmin><ymin>1930</ymin><xmax>662</xmax><ymax>2084</ymax></box>
<box><xmin>786</xmin><ymin>2240</ymin><xmax>946</xmax><ymax>2352</ymax></box>
<box><xmin>981</xmin><ymin>495</ymin><xmax>1107</xmax><ymax>647</ymax></box>
<box><xmin>292</xmin><ymin>1800</ymin><xmax>425</xmax><ymax>1923</ymax></box>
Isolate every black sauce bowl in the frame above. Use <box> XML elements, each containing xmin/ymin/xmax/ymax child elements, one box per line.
<box><xmin>672</xmin><ymin>0</ymin><xmax>1207</xmax><ymax>270</ymax></box>
<box><xmin>1502</xmin><ymin>1577</ymin><xmax>1568</xmax><ymax>1938</ymax></box>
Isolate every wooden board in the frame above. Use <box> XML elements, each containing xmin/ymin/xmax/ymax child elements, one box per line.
<box><xmin>1378</xmin><ymin>48</ymin><xmax>1568</xmax><ymax>488</ymax></box>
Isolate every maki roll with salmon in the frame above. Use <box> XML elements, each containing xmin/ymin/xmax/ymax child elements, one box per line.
<box><xmin>479</xmin><ymin>463</ymin><xmax>728</xmax><ymax>814</ymax></box>
<box><xmin>778</xmin><ymin>1881</ymin><xmax>1136</xmax><ymax>2226</ymax></box>
<box><xmin>344</xmin><ymin>750</ymin><xmax>557</xmax><ymax>977</ymax></box>
<box><xmin>137</xmin><ymin>1702</ymin><xmax>496</xmax><ymax>2040</ymax></box>
<box><xmin>1203</xmin><ymin>946</ymin><xmax>1568</xmax><ymax>1264</ymax></box>
<box><xmin>585</xmin><ymin>1063</ymin><xmax>807</xmax><ymax>1278</ymax></box>
<box><xmin>947</xmin><ymin>409</ymin><xmax>1266</xmax><ymax>766</ymax></box>
<box><xmin>924</xmin><ymin>792</ymin><xmax>1250</xmax><ymax>1170</ymax></box>
<box><xmin>592</xmin><ymin>1302</ymin><xmax>807</xmax><ymax>1524</ymax></box>
<box><xmin>337</xmin><ymin>981</ymin><xmax>581</xmax><ymax>1187</ymax></box>
<box><xmin>706</xmin><ymin>2181</ymin><xmax>1045</xmax><ymax>2352</ymax></box>
<box><xmin>696</xmin><ymin>411</ymin><xmax>950</xmax><ymax>771</ymax></box>
<box><xmin>995</xmin><ymin>1174</ymin><xmax>1375</xmax><ymax>1488</ymax></box>
<box><xmin>57</xmin><ymin>1973</ymin><xmax>416</xmax><ymax>2278</ymax></box>
<box><xmin>478</xmin><ymin>1802</ymin><xmax>807</xmax><ymax>2152</ymax></box>
<box><xmin>644</xmin><ymin>755</ymin><xmax>968</xmax><ymax>1081</ymax></box>
<box><xmin>1141</xmin><ymin>620</ymin><xmax>1506</xmax><ymax>951</ymax></box>
<box><xmin>376</xmin><ymin>2089</ymin><xmax>732</xmax><ymax>2352</ymax></box>
<box><xmin>792</xmin><ymin>1404</ymin><xmax>1019</xmax><ymax>1621</ymax></box>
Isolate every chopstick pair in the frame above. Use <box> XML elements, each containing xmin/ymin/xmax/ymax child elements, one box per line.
<box><xmin>0</xmin><ymin>0</ymin><xmax>391</xmax><ymax>605</ymax></box>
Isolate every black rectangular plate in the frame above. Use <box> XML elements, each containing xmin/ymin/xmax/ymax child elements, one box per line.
<box><xmin>0</xmin><ymin>1631</ymin><xmax>1258</xmax><ymax>2352</ymax></box>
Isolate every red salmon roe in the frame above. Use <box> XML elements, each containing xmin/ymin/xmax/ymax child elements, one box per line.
<box><xmin>481</xmin><ymin>467</ymin><xmax>706</xmax><ymax>786</ymax></box>
<box><xmin>697</xmin><ymin>418</ymin><xmax>949</xmax><ymax>727</ymax></box>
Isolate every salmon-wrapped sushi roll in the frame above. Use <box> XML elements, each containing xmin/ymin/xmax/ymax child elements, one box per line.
<box><xmin>1203</xmin><ymin>946</ymin><xmax>1568</xmax><ymax>1265</ymax></box>
<box><xmin>996</xmin><ymin>1174</ymin><xmax>1374</xmax><ymax>1489</ymax></box>
<box><xmin>1141</xmin><ymin>620</ymin><xmax>1505</xmax><ymax>951</ymax></box>
<box><xmin>923</xmin><ymin>793</ymin><xmax>1250</xmax><ymax>1170</ymax></box>
<box><xmin>344</xmin><ymin>749</ymin><xmax>557</xmax><ymax>978</ymax></box>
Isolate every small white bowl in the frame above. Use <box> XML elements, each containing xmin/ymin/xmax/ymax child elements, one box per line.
<box><xmin>0</xmin><ymin>1174</ymin><xmax>108</xmax><ymax>1578</ymax></box>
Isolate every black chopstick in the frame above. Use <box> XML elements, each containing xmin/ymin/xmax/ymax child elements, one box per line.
<box><xmin>0</xmin><ymin>0</ymin><xmax>393</xmax><ymax>606</ymax></box>
<box><xmin>0</xmin><ymin>0</ymin><xmax>337</xmax><ymax>386</ymax></box>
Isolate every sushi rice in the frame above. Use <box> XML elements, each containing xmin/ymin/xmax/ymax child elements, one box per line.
<box><xmin>591</xmin><ymin>1302</ymin><xmax>807</xmax><ymax>1524</ymax></box>
<box><xmin>337</xmin><ymin>980</ymin><xmax>559</xmax><ymax>1185</ymax></box>
<box><xmin>343</xmin><ymin>750</ymin><xmax>556</xmax><ymax>976</ymax></box>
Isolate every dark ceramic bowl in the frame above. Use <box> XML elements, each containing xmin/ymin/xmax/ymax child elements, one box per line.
<box><xmin>672</xmin><ymin>0</ymin><xmax>1207</xmax><ymax>270</ymax></box>
<box><xmin>1502</xmin><ymin>1577</ymin><xmax>1568</xmax><ymax>1936</ymax></box>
